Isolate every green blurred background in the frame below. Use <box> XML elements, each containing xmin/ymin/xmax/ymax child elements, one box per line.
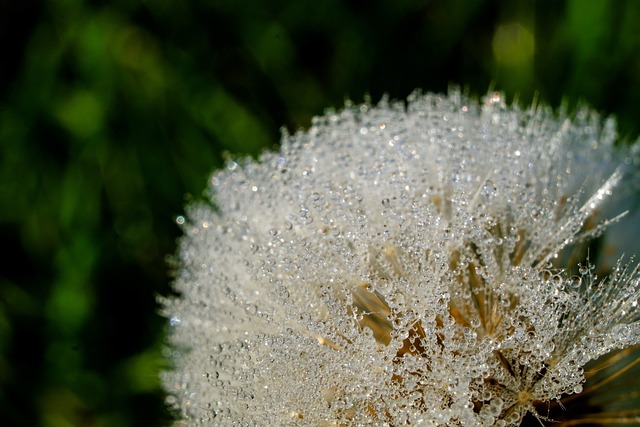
<box><xmin>1</xmin><ymin>0</ymin><xmax>639</xmax><ymax>426</ymax></box>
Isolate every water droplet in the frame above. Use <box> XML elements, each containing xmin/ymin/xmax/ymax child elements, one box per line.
<box><xmin>570</xmin><ymin>275</ymin><xmax>582</xmax><ymax>289</ymax></box>
<box><xmin>277</xmin><ymin>286</ymin><xmax>290</xmax><ymax>299</ymax></box>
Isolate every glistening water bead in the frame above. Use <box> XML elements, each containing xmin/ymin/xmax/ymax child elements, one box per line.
<box><xmin>163</xmin><ymin>90</ymin><xmax>640</xmax><ymax>426</ymax></box>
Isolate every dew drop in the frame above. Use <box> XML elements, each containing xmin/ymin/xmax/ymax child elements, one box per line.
<box><xmin>570</xmin><ymin>275</ymin><xmax>582</xmax><ymax>289</ymax></box>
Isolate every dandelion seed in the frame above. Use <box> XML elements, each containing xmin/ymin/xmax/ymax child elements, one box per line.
<box><xmin>162</xmin><ymin>90</ymin><xmax>640</xmax><ymax>426</ymax></box>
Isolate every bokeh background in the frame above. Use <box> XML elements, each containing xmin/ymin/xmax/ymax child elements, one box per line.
<box><xmin>1</xmin><ymin>0</ymin><xmax>640</xmax><ymax>426</ymax></box>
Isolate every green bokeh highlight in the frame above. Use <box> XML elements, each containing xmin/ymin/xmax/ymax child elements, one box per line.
<box><xmin>1</xmin><ymin>1</ymin><xmax>639</xmax><ymax>426</ymax></box>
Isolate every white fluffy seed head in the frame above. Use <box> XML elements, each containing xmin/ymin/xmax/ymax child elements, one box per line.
<box><xmin>162</xmin><ymin>90</ymin><xmax>640</xmax><ymax>426</ymax></box>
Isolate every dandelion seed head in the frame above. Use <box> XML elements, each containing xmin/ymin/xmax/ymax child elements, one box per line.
<box><xmin>163</xmin><ymin>90</ymin><xmax>640</xmax><ymax>426</ymax></box>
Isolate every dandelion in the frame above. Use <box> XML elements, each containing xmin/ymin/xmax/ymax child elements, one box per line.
<box><xmin>163</xmin><ymin>90</ymin><xmax>640</xmax><ymax>426</ymax></box>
